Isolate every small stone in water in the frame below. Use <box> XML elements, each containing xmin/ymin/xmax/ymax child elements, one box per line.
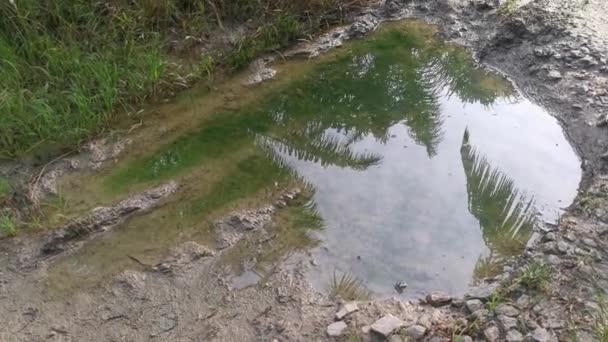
<box><xmin>394</xmin><ymin>281</ymin><xmax>408</xmax><ymax>293</ymax></box>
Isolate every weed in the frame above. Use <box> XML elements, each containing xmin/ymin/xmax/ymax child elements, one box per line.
<box><xmin>499</xmin><ymin>0</ymin><xmax>519</xmax><ymax>15</ymax></box>
<box><xmin>515</xmin><ymin>261</ymin><xmax>552</xmax><ymax>292</ymax></box>
<box><xmin>486</xmin><ymin>293</ymin><xmax>505</xmax><ymax>313</ymax></box>
<box><xmin>594</xmin><ymin>295</ymin><xmax>608</xmax><ymax>342</ymax></box>
<box><xmin>328</xmin><ymin>271</ymin><xmax>372</xmax><ymax>301</ymax></box>
<box><xmin>0</xmin><ymin>214</ymin><xmax>17</xmax><ymax>237</ymax></box>
<box><xmin>0</xmin><ymin>177</ymin><xmax>10</xmax><ymax>199</ymax></box>
<box><xmin>347</xmin><ymin>335</ymin><xmax>363</xmax><ymax>342</ymax></box>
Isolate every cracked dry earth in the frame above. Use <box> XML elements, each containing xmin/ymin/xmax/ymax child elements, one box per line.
<box><xmin>2</xmin><ymin>0</ymin><xmax>608</xmax><ymax>341</ymax></box>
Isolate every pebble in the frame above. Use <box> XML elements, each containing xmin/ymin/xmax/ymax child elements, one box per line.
<box><xmin>547</xmin><ymin>70</ymin><xmax>563</xmax><ymax>80</ymax></box>
<box><xmin>530</xmin><ymin>327</ymin><xmax>555</xmax><ymax>342</ymax></box>
<box><xmin>465</xmin><ymin>283</ymin><xmax>498</xmax><ymax>300</ymax></box>
<box><xmin>496</xmin><ymin>304</ymin><xmax>520</xmax><ymax>317</ymax></box>
<box><xmin>546</xmin><ymin>254</ymin><xmax>562</xmax><ymax>266</ymax></box>
<box><xmin>425</xmin><ymin>292</ymin><xmax>452</xmax><ymax>307</ymax></box>
<box><xmin>336</xmin><ymin>302</ymin><xmax>359</xmax><ymax>320</ymax></box>
<box><xmin>506</xmin><ymin>329</ymin><xmax>524</xmax><ymax>342</ymax></box>
<box><xmin>515</xmin><ymin>294</ymin><xmax>531</xmax><ymax>308</ymax></box>
<box><xmin>557</xmin><ymin>240</ymin><xmax>571</xmax><ymax>254</ymax></box>
<box><xmin>465</xmin><ymin>299</ymin><xmax>484</xmax><ymax>313</ymax></box>
<box><xmin>370</xmin><ymin>314</ymin><xmax>404</xmax><ymax>337</ymax></box>
<box><xmin>470</xmin><ymin>309</ymin><xmax>490</xmax><ymax>323</ymax></box>
<box><xmin>389</xmin><ymin>336</ymin><xmax>403</xmax><ymax>342</ymax></box>
<box><xmin>498</xmin><ymin>315</ymin><xmax>519</xmax><ymax>330</ymax></box>
<box><xmin>327</xmin><ymin>321</ymin><xmax>347</xmax><ymax>337</ymax></box>
<box><xmin>456</xmin><ymin>336</ymin><xmax>473</xmax><ymax>342</ymax></box>
<box><xmin>484</xmin><ymin>325</ymin><xmax>500</xmax><ymax>342</ymax></box>
<box><xmin>582</xmin><ymin>237</ymin><xmax>598</xmax><ymax>248</ymax></box>
<box><xmin>404</xmin><ymin>325</ymin><xmax>427</xmax><ymax>340</ymax></box>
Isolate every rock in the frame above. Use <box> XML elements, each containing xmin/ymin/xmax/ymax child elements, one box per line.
<box><xmin>495</xmin><ymin>304</ymin><xmax>520</xmax><ymax>317</ymax></box>
<box><xmin>547</xmin><ymin>70</ymin><xmax>563</xmax><ymax>80</ymax></box>
<box><xmin>114</xmin><ymin>270</ymin><xmax>147</xmax><ymax>290</ymax></box>
<box><xmin>455</xmin><ymin>336</ymin><xmax>473</xmax><ymax>342</ymax></box>
<box><xmin>543</xmin><ymin>318</ymin><xmax>565</xmax><ymax>329</ymax></box>
<box><xmin>215</xmin><ymin>207</ymin><xmax>275</xmax><ymax>249</ymax></box>
<box><xmin>515</xmin><ymin>295</ymin><xmax>531</xmax><ymax>308</ymax></box>
<box><xmin>466</xmin><ymin>282</ymin><xmax>498</xmax><ymax>300</ymax></box>
<box><xmin>349</xmin><ymin>14</ymin><xmax>379</xmax><ymax>38</ymax></box>
<box><xmin>545</xmin><ymin>254</ymin><xmax>561</xmax><ymax>266</ymax></box>
<box><xmin>582</xmin><ymin>237</ymin><xmax>598</xmax><ymax>248</ymax></box>
<box><xmin>498</xmin><ymin>315</ymin><xmax>518</xmax><ymax>330</ymax></box>
<box><xmin>404</xmin><ymin>325</ymin><xmax>427</xmax><ymax>340</ymax></box>
<box><xmin>245</xmin><ymin>59</ymin><xmax>277</xmax><ymax>85</ymax></box>
<box><xmin>336</xmin><ymin>302</ymin><xmax>359</xmax><ymax>320</ymax></box>
<box><xmin>465</xmin><ymin>299</ymin><xmax>484</xmax><ymax>313</ymax></box>
<box><xmin>385</xmin><ymin>0</ymin><xmax>407</xmax><ymax>15</ymax></box>
<box><xmin>395</xmin><ymin>281</ymin><xmax>408</xmax><ymax>293</ymax></box>
<box><xmin>361</xmin><ymin>325</ymin><xmax>371</xmax><ymax>334</ymax></box>
<box><xmin>557</xmin><ymin>240</ymin><xmax>571</xmax><ymax>254</ymax></box>
<box><xmin>327</xmin><ymin>321</ymin><xmax>347</xmax><ymax>337</ymax></box>
<box><xmin>506</xmin><ymin>329</ymin><xmax>524</xmax><ymax>342</ymax></box>
<box><xmin>425</xmin><ymin>292</ymin><xmax>452</xmax><ymax>307</ymax></box>
<box><xmin>542</xmin><ymin>232</ymin><xmax>556</xmax><ymax>242</ymax></box>
<box><xmin>389</xmin><ymin>336</ymin><xmax>403</xmax><ymax>342</ymax></box>
<box><xmin>530</xmin><ymin>327</ymin><xmax>556</xmax><ymax>342</ymax></box>
<box><xmin>534</xmin><ymin>47</ymin><xmax>554</xmax><ymax>58</ymax></box>
<box><xmin>475</xmin><ymin>0</ymin><xmax>497</xmax><ymax>10</ymax></box>
<box><xmin>484</xmin><ymin>325</ymin><xmax>500</xmax><ymax>342</ymax></box>
<box><xmin>370</xmin><ymin>314</ymin><xmax>403</xmax><ymax>337</ymax></box>
<box><xmin>470</xmin><ymin>309</ymin><xmax>490</xmax><ymax>323</ymax></box>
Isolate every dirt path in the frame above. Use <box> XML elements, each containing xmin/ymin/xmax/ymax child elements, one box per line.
<box><xmin>2</xmin><ymin>0</ymin><xmax>608</xmax><ymax>341</ymax></box>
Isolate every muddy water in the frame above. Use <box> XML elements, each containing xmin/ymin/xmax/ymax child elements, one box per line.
<box><xmin>49</xmin><ymin>21</ymin><xmax>580</xmax><ymax>297</ymax></box>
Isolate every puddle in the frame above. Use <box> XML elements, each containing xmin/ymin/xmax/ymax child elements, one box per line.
<box><xmin>48</xmin><ymin>21</ymin><xmax>580</xmax><ymax>297</ymax></box>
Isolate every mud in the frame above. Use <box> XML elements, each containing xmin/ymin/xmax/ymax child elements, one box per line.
<box><xmin>1</xmin><ymin>0</ymin><xmax>608</xmax><ymax>341</ymax></box>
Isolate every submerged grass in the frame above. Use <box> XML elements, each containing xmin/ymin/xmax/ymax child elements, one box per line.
<box><xmin>0</xmin><ymin>0</ymin><xmax>366</xmax><ymax>159</ymax></box>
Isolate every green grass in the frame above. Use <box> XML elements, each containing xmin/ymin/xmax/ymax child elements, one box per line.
<box><xmin>486</xmin><ymin>292</ymin><xmax>506</xmax><ymax>313</ymax></box>
<box><xmin>0</xmin><ymin>214</ymin><xmax>17</xmax><ymax>237</ymax></box>
<box><xmin>0</xmin><ymin>0</ymin><xmax>366</xmax><ymax>159</ymax></box>
<box><xmin>595</xmin><ymin>296</ymin><xmax>608</xmax><ymax>342</ymax></box>
<box><xmin>0</xmin><ymin>177</ymin><xmax>10</xmax><ymax>199</ymax></box>
<box><xmin>515</xmin><ymin>261</ymin><xmax>552</xmax><ymax>292</ymax></box>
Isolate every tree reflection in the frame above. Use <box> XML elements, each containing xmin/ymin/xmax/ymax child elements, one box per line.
<box><xmin>260</xmin><ymin>25</ymin><xmax>514</xmax><ymax>161</ymax></box>
<box><xmin>109</xmin><ymin>24</ymin><xmax>517</xmax><ymax>188</ymax></box>
<box><xmin>460</xmin><ymin>129</ymin><xmax>536</xmax><ymax>280</ymax></box>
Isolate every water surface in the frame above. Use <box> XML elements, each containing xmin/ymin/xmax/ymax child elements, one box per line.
<box><xmin>49</xmin><ymin>21</ymin><xmax>580</xmax><ymax>297</ymax></box>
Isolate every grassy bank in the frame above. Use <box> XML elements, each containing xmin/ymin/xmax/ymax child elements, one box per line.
<box><xmin>0</xmin><ymin>0</ymin><xmax>365</xmax><ymax>159</ymax></box>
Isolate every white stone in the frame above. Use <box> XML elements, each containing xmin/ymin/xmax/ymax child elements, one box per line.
<box><xmin>547</xmin><ymin>70</ymin><xmax>563</xmax><ymax>80</ymax></box>
<box><xmin>498</xmin><ymin>315</ymin><xmax>518</xmax><ymax>330</ymax></box>
<box><xmin>465</xmin><ymin>299</ymin><xmax>484</xmax><ymax>313</ymax></box>
<box><xmin>484</xmin><ymin>325</ymin><xmax>500</xmax><ymax>342</ymax></box>
<box><xmin>506</xmin><ymin>330</ymin><xmax>524</xmax><ymax>342</ymax></box>
<box><xmin>370</xmin><ymin>314</ymin><xmax>404</xmax><ymax>337</ymax></box>
<box><xmin>327</xmin><ymin>321</ymin><xmax>348</xmax><ymax>337</ymax></box>
<box><xmin>496</xmin><ymin>304</ymin><xmax>520</xmax><ymax>317</ymax></box>
<box><xmin>404</xmin><ymin>325</ymin><xmax>427</xmax><ymax>340</ymax></box>
<box><xmin>336</xmin><ymin>302</ymin><xmax>359</xmax><ymax>320</ymax></box>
